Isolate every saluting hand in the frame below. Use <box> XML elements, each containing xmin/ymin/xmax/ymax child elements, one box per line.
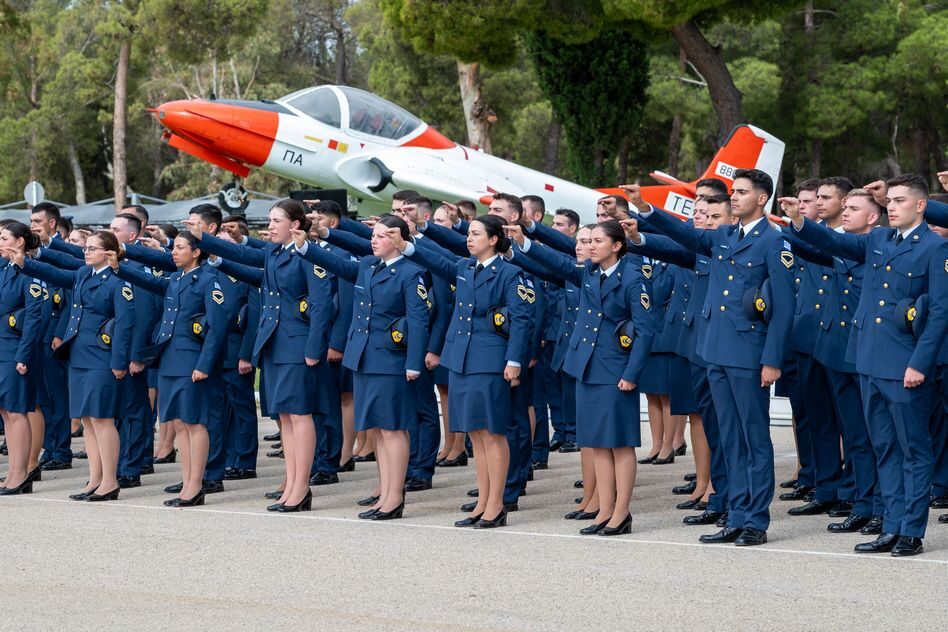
<box><xmin>139</xmin><ymin>236</ymin><xmax>162</xmax><ymax>251</ymax></box>
<box><xmin>504</xmin><ymin>224</ymin><xmax>525</xmax><ymax>247</ymax></box>
<box><xmin>440</xmin><ymin>201</ymin><xmax>460</xmax><ymax>224</ymax></box>
<box><xmin>7</xmin><ymin>248</ymin><xmax>25</xmax><ymax>268</ymax></box>
<box><xmin>618</xmin><ymin>183</ymin><xmax>648</xmax><ymax>213</ymax></box>
<box><xmin>386</xmin><ymin>227</ymin><xmax>407</xmax><ymax>252</ymax></box>
<box><xmin>290</xmin><ymin>229</ymin><xmax>308</xmax><ymax>250</ymax></box>
<box><xmin>181</xmin><ymin>218</ymin><xmax>202</xmax><ymax>238</ymax></box>
<box><xmin>761</xmin><ymin>365</ymin><xmax>781</xmax><ymax>388</ymax></box>
<box><xmin>864</xmin><ymin>180</ymin><xmax>887</xmax><ymax>207</ymax></box>
<box><xmin>938</xmin><ymin>171</ymin><xmax>948</xmax><ymax>193</ymax></box>
<box><xmin>16</xmin><ymin>363</ymin><xmax>27</xmax><ymax>376</ymax></box>
<box><xmin>618</xmin><ymin>379</ymin><xmax>635</xmax><ymax>392</ymax></box>
<box><xmin>904</xmin><ymin>367</ymin><xmax>925</xmax><ymax>389</ymax></box>
<box><xmin>191</xmin><ymin>369</ymin><xmax>207</xmax><ymax>382</ymax></box>
<box><xmin>777</xmin><ymin>197</ymin><xmax>803</xmax><ymax>229</ymax></box>
<box><xmin>619</xmin><ymin>218</ymin><xmax>641</xmax><ymax>244</ymax></box>
<box><xmin>104</xmin><ymin>250</ymin><xmax>120</xmax><ymax>272</ymax></box>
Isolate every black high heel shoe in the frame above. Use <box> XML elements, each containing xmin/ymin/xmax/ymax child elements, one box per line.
<box><xmin>176</xmin><ymin>491</ymin><xmax>206</xmax><ymax>507</ymax></box>
<box><xmin>264</xmin><ymin>490</ymin><xmax>283</xmax><ymax>500</ymax></box>
<box><xmin>267</xmin><ymin>502</ymin><xmax>285</xmax><ymax>512</ymax></box>
<box><xmin>0</xmin><ymin>479</ymin><xmax>33</xmax><ymax>495</ymax></box>
<box><xmin>637</xmin><ymin>453</ymin><xmax>658</xmax><ymax>465</ymax></box>
<box><xmin>357</xmin><ymin>495</ymin><xmax>380</xmax><ymax>507</ymax></box>
<box><xmin>276</xmin><ymin>490</ymin><xmax>312</xmax><ymax>513</ymax></box>
<box><xmin>371</xmin><ymin>503</ymin><xmax>404</xmax><ymax>520</ymax></box>
<box><xmin>86</xmin><ymin>487</ymin><xmax>120</xmax><ymax>502</ymax></box>
<box><xmin>358</xmin><ymin>508</ymin><xmax>379</xmax><ymax>519</ymax></box>
<box><xmin>154</xmin><ymin>449</ymin><xmax>177</xmax><ymax>464</ymax></box>
<box><xmin>580</xmin><ymin>517</ymin><xmax>611</xmax><ymax>535</ymax></box>
<box><xmin>599</xmin><ymin>513</ymin><xmax>633</xmax><ymax>536</ymax></box>
<box><xmin>575</xmin><ymin>510</ymin><xmax>599</xmax><ymax>520</ymax></box>
<box><xmin>455</xmin><ymin>513</ymin><xmax>483</xmax><ymax>527</ymax></box>
<box><xmin>674</xmin><ymin>442</ymin><xmax>688</xmax><ymax>456</ymax></box>
<box><xmin>353</xmin><ymin>452</ymin><xmax>376</xmax><ymax>463</ymax></box>
<box><xmin>473</xmin><ymin>510</ymin><xmax>507</xmax><ymax>529</ymax></box>
<box><xmin>652</xmin><ymin>453</ymin><xmax>675</xmax><ymax>465</ymax></box>
<box><xmin>69</xmin><ymin>489</ymin><xmax>95</xmax><ymax>501</ymax></box>
<box><xmin>338</xmin><ymin>458</ymin><xmax>356</xmax><ymax>473</ymax></box>
<box><xmin>438</xmin><ymin>453</ymin><xmax>469</xmax><ymax>467</ymax></box>
<box><xmin>28</xmin><ymin>466</ymin><xmax>42</xmax><ymax>482</ymax></box>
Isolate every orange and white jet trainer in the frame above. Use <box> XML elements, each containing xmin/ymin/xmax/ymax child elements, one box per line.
<box><xmin>152</xmin><ymin>85</ymin><xmax>785</xmax><ymax>220</ymax></box>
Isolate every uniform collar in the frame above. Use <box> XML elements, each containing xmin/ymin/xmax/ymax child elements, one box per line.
<box><xmin>739</xmin><ymin>216</ymin><xmax>766</xmax><ymax>234</ymax></box>
<box><xmin>381</xmin><ymin>254</ymin><xmax>405</xmax><ymax>266</ymax></box>
<box><xmin>599</xmin><ymin>260</ymin><xmax>620</xmax><ymax>277</ymax></box>
<box><xmin>477</xmin><ymin>254</ymin><xmax>499</xmax><ymax>268</ymax></box>
<box><xmin>91</xmin><ymin>265</ymin><xmax>110</xmax><ymax>276</ymax></box>
<box><xmin>898</xmin><ymin>223</ymin><xmax>921</xmax><ymax>240</ymax></box>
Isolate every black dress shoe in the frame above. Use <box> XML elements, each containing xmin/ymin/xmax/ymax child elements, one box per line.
<box><xmin>225</xmin><ymin>468</ymin><xmax>257</xmax><ymax>480</ymax></box>
<box><xmin>599</xmin><ymin>513</ymin><xmax>633</xmax><ymax>536</ymax></box>
<box><xmin>263</xmin><ymin>430</ymin><xmax>281</xmax><ymax>441</ymax></box>
<box><xmin>154</xmin><ymin>450</ymin><xmax>177</xmax><ymax>464</ymax></box>
<box><xmin>548</xmin><ymin>440</ymin><xmax>564</xmax><ymax>452</ymax></box>
<box><xmin>504</xmin><ymin>502</ymin><xmax>519</xmax><ymax>512</ymax></box>
<box><xmin>891</xmin><ymin>536</ymin><xmax>924</xmax><ymax>557</ymax></box>
<box><xmin>716</xmin><ymin>512</ymin><xmax>728</xmax><ymax>527</ymax></box>
<box><xmin>575</xmin><ymin>497</ymin><xmax>582</xmax><ymax>504</ymax></box>
<box><xmin>574</xmin><ymin>510</ymin><xmax>599</xmax><ymax>520</ymax></box>
<box><xmin>270</xmin><ymin>442</ymin><xmax>282</xmax><ymax>449</ymax></box>
<box><xmin>787</xmin><ymin>499</ymin><xmax>835</xmax><ymax>516</ymax></box>
<box><xmin>735</xmin><ymin>528</ymin><xmax>767</xmax><ymax>546</ymax></box>
<box><xmin>353</xmin><ymin>452</ymin><xmax>376</xmax><ymax>462</ymax></box>
<box><xmin>175</xmin><ymin>491</ymin><xmax>206</xmax><ymax>507</ymax></box>
<box><xmin>117</xmin><ymin>476</ymin><xmax>141</xmax><ymax>489</ymax></box>
<box><xmin>531</xmin><ymin>462</ymin><xmax>549</xmax><ymax>471</ymax></box>
<box><xmin>461</xmin><ymin>501</ymin><xmax>477</xmax><ymax>512</ymax></box>
<box><xmin>676</xmin><ymin>498</ymin><xmax>701</xmax><ymax>510</ymax></box>
<box><xmin>930</xmin><ymin>495</ymin><xmax>948</xmax><ymax>509</ymax></box>
<box><xmin>637</xmin><ymin>454</ymin><xmax>658</xmax><ymax>465</ymax></box>
<box><xmin>69</xmin><ymin>490</ymin><xmax>94</xmax><ymax>501</ymax></box>
<box><xmin>473</xmin><ymin>510</ymin><xmax>508</xmax><ymax>529</ymax></box>
<box><xmin>164</xmin><ymin>482</ymin><xmax>183</xmax><ymax>494</ymax></box>
<box><xmin>860</xmin><ymin>515</ymin><xmax>883</xmax><ymax>535</ymax></box>
<box><xmin>526</xmin><ymin>469</ymin><xmax>534</xmax><ymax>482</ymax></box>
<box><xmin>71</xmin><ymin>426</ymin><xmax>84</xmax><ymax>438</ymax></box>
<box><xmin>673</xmin><ymin>481</ymin><xmax>697</xmax><ymax>495</ymax></box>
<box><xmin>357</xmin><ymin>495</ymin><xmax>380</xmax><ymax>507</ymax></box>
<box><xmin>338</xmin><ymin>458</ymin><xmax>356</xmax><ymax>472</ymax></box>
<box><xmin>828</xmin><ymin>501</ymin><xmax>853</xmax><ymax>517</ymax></box>
<box><xmin>73</xmin><ymin>450</ymin><xmax>87</xmax><ymax>459</ymax></box>
<box><xmin>779</xmin><ymin>478</ymin><xmax>798</xmax><ymax>489</ymax></box>
<box><xmin>455</xmin><ymin>513</ymin><xmax>483</xmax><ymax>527</ymax></box>
<box><xmin>779</xmin><ymin>485</ymin><xmax>813</xmax><ymax>501</ymax></box>
<box><xmin>938</xmin><ymin>513</ymin><xmax>947</xmax><ymax>523</ymax></box>
<box><xmin>358</xmin><ymin>507</ymin><xmax>379</xmax><ymax>519</ymax></box>
<box><xmin>266</xmin><ymin>449</ymin><xmax>284</xmax><ymax>458</ymax></box>
<box><xmin>403</xmin><ymin>478</ymin><xmax>432</xmax><ymax>492</ymax></box>
<box><xmin>573</xmin><ymin>480</ymin><xmax>584</xmax><ymax>489</ymax></box>
<box><xmin>673</xmin><ymin>442</ymin><xmax>688</xmax><ymax>456</ymax></box>
<box><xmin>564</xmin><ymin>510</ymin><xmax>582</xmax><ymax>519</ymax></box>
<box><xmin>28</xmin><ymin>466</ymin><xmax>41</xmax><ymax>482</ymax></box>
<box><xmin>558</xmin><ymin>442</ymin><xmax>579</xmax><ymax>453</ymax></box>
<box><xmin>267</xmin><ymin>502</ymin><xmax>285</xmax><ymax>512</ymax></box>
<box><xmin>276</xmin><ymin>490</ymin><xmax>312</xmax><ymax>512</ymax></box>
<box><xmin>41</xmin><ymin>459</ymin><xmax>72</xmax><ymax>471</ymax></box>
<box><xmin>202</xmin><ymin>480</ymin><xmax>224</xmax><ymax>494</ymax></box>
<box><xmin>310</xmin><ymin>472</ymin><xmax>339</xmax><ymax>486</ymax></box>
<box><xmin>140</xmin><ymin>464</ymin><xmax>155</xmax><ymax>475</ymax></box>
<box><xmin>684</xmin><ymin>472</ymin><xmax>697</xmax><ymax>482</ymax></box>
<box><xmin>683</xmin><ymin>510</ymin><xmax>723</xmax><ymax>526</ymax></box>
<box><xmin>438</xmin><ymin>453</ymin><xmax>468</xmax><ymax>467</ymax></box>
<box><xmin>370</xmin><ymin>503</ymin><xmax>404</xmax><ymax>520</ymax></box>
<box><xmin>467</xmin><ymin>488</ymin><xmax>479</xmax><ymax>498</ymax></box>
<box><xmin>580</xmin><ymin>518</ymin><xmax>610</xmax><ymax>535</ymax></box>
<box><xmin>0</xmin><ymin>442</ymin><xmax>6</xmax><ymax>455</ymax></box>
<box><xmin>264</xmin><ymin>490</ymin><xmax>283</xmax><ymax>500</ymax></box>
<box><xmin>828</xmin><ymin>514</ymin><xmax>871</xmax><ymax>533</ymax></box>
<box><xmin>854</xmin><ymin>532</ymin><xmax>900</xmax><ymax>553</ymax></box>
<box><xmin>699</xmin><ymin>527</ymin><xmax>744</xmax><ymax>543</ymax></box>
<box><xmin>0</xmin><ymin>479</ymin><xmax>33</xmax><ymax>495</ymax></box>
<box><xmin>694</xmin><ymin>501</ymin><xmax>708</xmax><ymax>511</ymax></box>
<box><xmin>652</xmin><ymin>453</ymin><xmax>675</xmax><ymax>465</ymax></box>
<box><xmin>86</xmin><ymin>487</ymin><xmax>120</xmax><ymax>502</ymax></box>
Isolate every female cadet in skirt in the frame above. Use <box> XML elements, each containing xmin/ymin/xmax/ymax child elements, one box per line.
<box><xmin>16</xmin><ymin>229</ymin><xmax>133</xmax><ymax>500</ymax></box>
<box><xmin>109</xmin><ymin>232</ymin><xmax>228</xmax><ymax>507</ymax></box>
<box><xmin>291</xmin><ymin>214</ymin><xmax>430</xmax><ymax>520</ymax></box>
<box><xmin>391</xmin><ymin>214</ymin><xmax>531</xmax><ymax>529</ymax></box>
<box><xmin>510</xmin><ymin>220</ymin><xmax>656</xmax><ymax>536</ymax></box>
<box><xmin>0</xmin><ymin>222</ymin><xmax>47</xmax><ymax>494</ymax></box>
<box><xmin>184</xmin><ymin>199</ymin><xmax>333</xmax><ymax>512</ymax></box>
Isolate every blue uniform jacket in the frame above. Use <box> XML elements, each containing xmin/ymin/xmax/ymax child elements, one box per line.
<box><xmin>295</xmin><ymin>242</ymin><xmax>430</xmax><ymax>375</ymax></box>
<box><xmin>22</xmin><ymin>260</ymin><xmax>132</xmax><ymax>371</ymax></box>
<box><xmin>212</xmin><ymin>259</ymin><xmax>263</xmax><ymax>364</ymax></box>
<box><xmin>0</xmin><ymin>263</ymin><xmax>45</xmax><ymax>367</ymax></box>
<box><xmin>642</xmin><ymin>206</ymin><xmax>796</xmax><ymax>371</ymax></box>
<box><xmin>794</xmin><ymin>218</ymin><xmax>948</xmax><ymax>379</ymax></box>
<box><xmin>117</xmin><ymin>264</ymin><xmax>228</xmax><ymax>377</ymax></box>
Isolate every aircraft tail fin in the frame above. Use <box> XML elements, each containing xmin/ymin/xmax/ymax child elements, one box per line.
<box><xmin>696</xmin><ymin>124</ymin><xmax>785</xmax><ymax>208</ymax></box>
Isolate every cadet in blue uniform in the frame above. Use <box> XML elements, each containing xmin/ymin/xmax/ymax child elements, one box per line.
<box><xmin>111</xmin><ymin>232</ymin><xmax>228</xmax><ymax>507</ymax></box>
<box><xmin>17</xmin><ymin>229</ymin><xmax>133</xmax><ymax>501</ymax></box>
<box><xmin>293</xmin><ymin>214</ymin><xmax>429</xmax><ymax>519</ymax></box>
<box><xmin>636</xmin><ymin>169</ymin><xmax>796</xmax><ymax>547</ymax></box>
<box><xmin>786</xmin><ymin>173</ymin><xmax>948</xmax><ymax>556</ymax></box>
<box><xmin>512</xmin><ymin>220</ymin><xmax>655</xmax><ymax>535</ymax></box>
<box><xmin>395</xmin><ymin>214</ymin><xmax>531</xmax><ymax>528</ymax></box>
<box><xmin>0</xmin><ymin>222</ymin><xmax>47</xmax><ymax>495</ymax></box>
<box><xmin>189</xmin><ymin>199</ymin><xmax>333</xmax><ymax>513</ymax></box>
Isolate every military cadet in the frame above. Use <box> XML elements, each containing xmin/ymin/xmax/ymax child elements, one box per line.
<box><xmin>188</xmin><ymin>199</ymin><xmax>333</xmax><ymax>513</ymax></box>
<box><xmin>394</xmin><ymin>214</ymin><xmax>531</xmax><ymax>528</ymax></box>
<box><xmin>0</xmin><ymin>222</ymin><xmax>47</xmax><ymax>495</ymax></box>
<box><xmin>29</xmin><ymin>203</ymin><xmax>73</xmax><ymax>472</ymax></box>
<box><xmin>634</xmin><ymin>169</ymin><xmax>796</xmax><ymax>546</ymax></box>
<box><xmin>455</xmin><ymin>200</ymin><xmax>477</xmax><ymax>224</ymax></box>
<box><xmin>786</xmin><ymin>173</ymin><xmax>948</xmax><ymax>556</ymax></box>
<box><xmin>510</xmin><ymin>220</ymin><xmax>655</xmax><ymax>535</ymax></box>
<box><xmin>16</xmin><ymin>229</ymin><xmax>133</xmax><ymax>501</ymax></box>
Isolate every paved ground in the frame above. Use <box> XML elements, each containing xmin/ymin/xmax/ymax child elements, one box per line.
<box><xmin>2</xmin><ymin>423</ymin><xmax>945</xmax><ymax>631</ymax></box>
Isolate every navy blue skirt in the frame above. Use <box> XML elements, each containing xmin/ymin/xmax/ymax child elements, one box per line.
<box><xmin>158</xmin><ymin>375</ymin><xmax>208</xmax><ymax>425</ymax></box>
<box><xmin>68</xmin><ymin>367</ymin><xmax>121</xmax><ymax>418</ymax></box>
<box><xmin>338</xmin><ymin>365</ymin><xmax>353</xmax><ymax>394</ymax></box>
<box><xmin>260</xmin><ymin>347</ymin><xmax>322</xmax><ymax>416</ymax></box>
<box><xmin>0</xmin><ymin>360</ymin><xmax>35</xmax><ymax>415</ymax></box>
<box><xmin>575</xmin><ymin>382</ymin><xmax>641</xmax><ymax>448</ymax></box>
<box><xmin>433</xmin><ymin>364</ymin><xmax>450</xmax><ymax>386</ymax></box>
<box><xmin>353</xmin><ymin>372</ymin><xmax>417</xmax><ymax>431</ymax></box>
<box><xmin>638</xmin><ymin>352</ymin><xmax>671</xmax><ymax>395</ymax></box>
<box><xmin>448</xmin><ymin>371</ymin><xmax>510</xmax><ymax>435</ymax></box>
<box><xmin>668</xmin><ymin>354</ymin><xmax>699</xmax><ymax>415</ymax></box>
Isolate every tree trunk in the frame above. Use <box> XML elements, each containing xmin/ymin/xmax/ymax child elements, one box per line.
<box><xmin>667</xmin><ymin>114</ymin><xmax>682</xmax><ymax>177</ymax></box>
<box><xmin>542</xmin><ymin>120</ymin><xmax>561</xmax><ymax>175</ymax></box>
<box><xmin>618</xmin><ymin>137</ymin><xmax>631</xmax><ymax>184</ymax></box>
<box><xmin>456</xmin><ymin>61</ymin><xmax>493</xmax><ymax>153</ymax></box>
<box><xmin>66</xmin><ymin>143</ymin><xmax>87</xmax><ymax>205</ymax></box>
<box><xmin>670</xmin><ymin>20</ymin><xmax>744</xmax><ymax>141</ymax></box>
<box><xmin>809</xmin><ymin>137</ymin><xmax>822</xmax><ymax>177</ymax></box>
<box><xmin>112</xmin><ymin>39</ymin><xmax>131</xmax><ymax>212</ymax></box>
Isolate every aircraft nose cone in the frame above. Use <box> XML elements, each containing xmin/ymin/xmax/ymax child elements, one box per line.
<box><xmin>151</xmin><ymin>99</ymin><xmax>278</xmax><ymax>167</ymax></box>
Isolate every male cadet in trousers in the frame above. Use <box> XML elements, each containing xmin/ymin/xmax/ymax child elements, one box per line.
<box><xmin>29</xmin><ymin>203</ymin><xmax>72</xmax><ymax>471</ymax></box>
<box><xmin>786</xmin><ymin>173</ymin><xmax>948</xmax><ymax>556</ymax></box>
<box><xmin>636</xmin><ymin>168</ymin><xmax>796</xmax><ymax>547</ymax></box>
<box><xmin>781</xmin><ymin>189</ymin><xmax>885</xmax><ymax>534</ymax></box>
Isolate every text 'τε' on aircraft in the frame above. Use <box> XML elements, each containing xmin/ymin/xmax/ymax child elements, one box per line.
<box><xmin>151</xmin><ymin>85</ymin><xmax>785</xmax><ymax>221</ymax></box>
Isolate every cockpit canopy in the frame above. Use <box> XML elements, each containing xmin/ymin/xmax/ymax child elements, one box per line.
<box><xmin>280</xmin><ymin>86</ymin><xmax>422</xmax><ymax>141</ymax></box>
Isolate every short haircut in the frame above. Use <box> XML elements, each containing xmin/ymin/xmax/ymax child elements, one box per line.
<box><xmin>733</xmin><ymin>168</ymin><xmax>773</xmax><ymax>201</ymax></box>
<box><xmin>521</xmin><ymin>195</ymin><xmax>546</xmax><ymax>215</ymax></box>
<box><xmin>310</xmin><ymin>199</ymin><xmax>343</xmax><ymax>220</ymax></box>
<box><xmin>159</xmin><ymin>223</ymin><xmax>179</xmax><ymax>240</ymax></box>
<box><xmin>819</xmin><ymin>176</ymin><xmax>854</xmax><ymax>196</ymax></box>
<box><xmin>845</xmin><ymin>188</ymin><xmax>884</xmax><ymax>215</ymax></box>
<box><xmin>189</xmin><ymin>203</ymin><xmax>223</xmax><ymax>232</ymax></box>
<box><xmin>696</xmin><ymin>178</ymin><xmax>729</xmax><ymax>196</ymax></box>
<box><xmin>222</xmin><ymin>215</ymin><xmax>248</xmax><ymax>227</ymax></box>
<box><xmin>492</xmin><ymin>192</ymin><xmax>523</xmax><ymax>218</ymax></box>
<box><xmin>59</xmin><ymin>216</ymin><xmax>74</xmax><ymax>233</ymax></box>
<box><xmin>886</xmin><ymin>173</ymin><xmax>929</xmax><ymax>198</ymax></box>
<box><xmin>115</xmin><ymin>212</ymin><xmax>143</xmax><ymax>235</ymax></box>
<box><xmin>797</xmin><ymin>178</ymin><xmax>821</xmax><ymax>194</ymax></box>
<box><xmin>31</xmin><ymin>202</ymin><xmax>61</xmax><ymax>223</ymax></box>
<box><xmin>455</xmin><ymin>200</ymin><xmax>477</xmax><ymax>215</ymax></box>
<box><xmin>123</xmin><ymin>204</ymin><xmax>149</xmax><ymax>224</ymax></box>
<box><xmin>705</xmin><ymin>193</ymin><xmax>731</xmax><ymax>206</ymax></box>
<box><xmin>403</xmin><ymin>195</ymin><xmax>433</xmax><ymax>214</ymax></box>
<box><xmin>554</xmin><ymin>208</ymin><xmax>580</xmax><ymax>228</ymax></box>
<box><xmin>392</xmin><ymin>190</ymin><xmax>420</xmax><ymax>203</ymax></box>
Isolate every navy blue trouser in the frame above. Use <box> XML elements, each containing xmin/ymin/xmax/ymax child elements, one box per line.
<box><xmin>203</xmin><ymin>372</ymin><xmax>228</xmax><ymax>482</ymax></box>
<box><xmin>929</xmin><ymin>365</ymin><xmax>948</xmax><ymax>498</ymax></box>
<box><xmin>793</xmin><ymin>353</ymin><xmax>844</xmax><ymax>501</ymax></box>
<box><xmin>782</xmin><ymin>356</ymin><xmax>815</xmax><ymax>487</ymax></box>
<box><xmin>559</xmin><ymin>373</ymin><xmax>576</xmax><ymax>443</ymax></box>
<box><xmin>117</xmin><ymin>371</ymin><xmax>151</xmax><ymax>478</ymax></box>
<box><xmin>505</xmin><ymin>379</ymin><xmax>532</xmax><ymax>505</ymax></box>
<box><xmin>40</xmin><ymin>349</ymin><xmax>72</xmax><ymax>462</ymax></box>
<box><xmin>408</xmin><ymin>367</ymin><xmax>440</xmax><ymax>481</ymax></box>
<box><xmin>694</xmin><ymin>363</ymin><xmax>727</xmax><ymax>515</ymax></box>
<box><xmin>223</xmin><ymin>368</ymin><xmax>258</xmax><ymax>470</ymax></box>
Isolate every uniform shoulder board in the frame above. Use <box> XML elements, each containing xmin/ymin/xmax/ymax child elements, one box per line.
<box><xmin>121</xmin><ymin>286</ymin><xmax>134</xmax><ymax>301</ymax></box>
<box><xmin>780</xmin><ymin>250</ymin><xmax>794</xmax><ymax>270</ymax></box>
<box><xmin>28</xmin><ymin>282</ymin><xmax>42</xmax><ymax>298</ymax></box>
<box><xmin>213</xmin><ymin>280</ymin><xmax>222</xmax><ymax>290</ymax></box>
<box><xmin>525</xmin><ymin>278</ymin><xmax>534</xmax><ymax>288</ymax></box>
<box><xmin>313</xmin><ymin>265</ymin><xmax>327</xmax><ymax>279</ymax></box>
<box><xmin>227</xmin><ymin>275</ymin><xmax>238</xmax><ymax>283</ymax></box>
<box><xmin>350</xmin><ymin>255</ymin><xmax>359</xmax><ymax>262</ymax></box>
